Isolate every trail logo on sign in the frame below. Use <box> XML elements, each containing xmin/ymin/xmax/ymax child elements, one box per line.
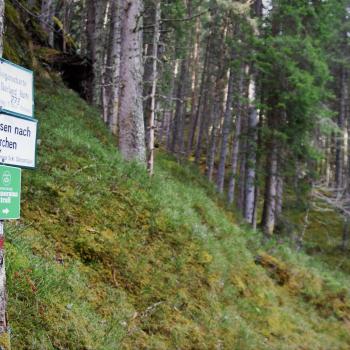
<box><xmin>2</xmin><ymin>172</ymin><xmax>11</xmax><ymax>186</ymax></box>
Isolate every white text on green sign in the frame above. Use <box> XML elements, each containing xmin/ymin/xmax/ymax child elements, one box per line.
<box><xmin>0</xmin><ymin>165</ymin><xmax>21</xmax><ymax>220</ymax></box>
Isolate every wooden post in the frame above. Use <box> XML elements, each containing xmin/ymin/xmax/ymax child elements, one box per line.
<box><xmin>0</xmin><ymin>221</ymin><xmax>10</xmax><ymax>350</ymax></box>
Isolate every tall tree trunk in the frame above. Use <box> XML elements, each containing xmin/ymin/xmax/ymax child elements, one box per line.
<box><xmin>62</xmin><ymin>0</ymin><xmax>73</xmax><ymax>53</ymax></box>
<box><xmin>86</xmin><ymin>0</ymin><xmax>108</xmax><ymax>106</ymax></box>
<box><xmin>146</xmin><ymin>0</ymin><xmax>161</xmax><ymax>175</ymax></box>
<box><xmin>244</xmin><ymin>73</ymin><xmax>259</xmax><ymax>224</ymax></box>
<box><xmin>335</xmin><ymin>66</ymin><xmax>348</xmax><ymax>188</ymax></box>
<box><xmin>206</xmin><ymin>94</ymin><xmax>221</xmax><ymax>181</ymax></box>
<box><xmin>170</xmin><ymin>58</ymin><xmax>187</xmax><ymax>157</ymax></box>
<box><xmin>228</xmin><ymin>70</ymin><xmax>245</xmax><ymax>204</ymax></box>
<box><xmin>186</xmin><ymin>17</ymin><xmax>202</xmax><ymax>156</ymax></box>
<box><xmin>118</xmin><ymin>0</ymin><xmax>146</xmax><ymax>162</ymax></box>
<box><xmin>261</xmin><ymin>135</ymin><xmax>278</xmax><ymax>236</ymax></box>
<box><xmin>41</xmin><ymin>0</ymin><xmax>55</xmax><ymax>47</ymax></box>
<box><xmin>106</xmin><ymin>0</ymin><xmax>122</xmax><ymax>134</ymax></box>
<box><xmin>216</xmin><ymin>67</ymin><xmax>235</xmax><ymax>193</ymax></box>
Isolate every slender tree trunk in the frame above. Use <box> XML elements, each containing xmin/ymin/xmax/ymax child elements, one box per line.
<box><xmin>118</xmin><ymin>0</ymin><xmax>146</xmax><ymax>162</ymax></box>
<box><xmin>244</xmin><ymin>73</ymin><xmax>259</xmax><ymax>224</ymax></box>
<box><xmin>170</xmin><ymin>58</ymin><xmax>187</xmax><ymax>157</ymax></box>
<box><xmin>206</xmin><ymin>95</ymin><xmax>221</xmax><ymax>181</ymax></box>
<box><xmin>62</xmin><ymin>0</ymin><xmax>73</xmax><ymax>53</ymax></box>
<box><xmin>186</xmin><ymin>18</ymin><xmax>202</xmax><ymax>156</ymax></box>
<box><xmin>275</xmin><ymin>174</ymin><xmax>283</xmax><ymax>220</ymax></box>
<box><xmin>106</xmin><ymin>0</ymin><xmax>122</xmax><ymax>134</ymax></box>
<box><xmin>261</xmin><ymin>135</ymin><xmax>278</xmax><ymax>236</ymax></box>
<box><xmin>41</xmin><ymin>0</ymin><xmax>55</xmax><ymax>47</ymax></box>
<box><xmin>228</xmin><ymin>70</ymin><xmax>244</xmax><ymax>204</ymax></box>
<box><xmin>93</xmin><ymin>0</ymin><xmax>108</xmax><ymax>107</ymax></box>
<box><xmin>217</xmin><ymin>67</ymin><xmax>235</xmax><ymax>192</ymax></box>
<box><xmin>147</xmin><ymin>0</ymin><xmax>161</xmax><ymax>175</ymax></box>
<box><xmin>335</xmin><ymin>66</ymin><xmax>348</xmax><ymax>188</ymax></box>
<box><xmin>166</xmin><ymin>58</ymin><xmax>178</xmax><ymax>151</ymax></box>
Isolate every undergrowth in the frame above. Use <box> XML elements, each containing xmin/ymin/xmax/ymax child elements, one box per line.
<box><xmin>3</xmin><ymin>79</ymin><xmax>350</xmax><ymax>350</ymax></box>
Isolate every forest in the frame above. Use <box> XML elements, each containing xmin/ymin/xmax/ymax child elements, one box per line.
<box><xmin>0</xmin><ymin>0</ymin><xmax>350</xmax><ymax>349</ymax></box>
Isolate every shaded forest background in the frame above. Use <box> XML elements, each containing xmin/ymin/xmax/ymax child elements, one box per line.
<box><xmin>15</xmin><ymin>0</ymin><xmax>350</xmax><ymax>242</ymax></box>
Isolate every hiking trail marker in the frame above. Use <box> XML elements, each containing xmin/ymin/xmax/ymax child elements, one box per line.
<box><xmin>0</xmin><ymin>165</ymin><xmax>21</xmax><ymax>220</ymax></box>
<box><xmin>0</xmin><ymin>58</ymin><xmax>37</xmax><ymax>349</ymax></box>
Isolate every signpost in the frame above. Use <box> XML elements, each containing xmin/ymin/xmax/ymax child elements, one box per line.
<box><xmin>0</xmin><ymin>165</ymin><xmax>21</xmax><ymax>220</ymax></box>
<box><xmin>0</xmin><ymin>58</ymin><xmax>36</xmax><ymax>350</ymax></box>
<box><xmin>0</xmin><ymin>113</ymin><xmax>37</xmax><ymax>168</ymax></box>
<box><xmin>0</xmin><ymin>58</ymin><xmax>34</xmax><ymax>119</ymax></box>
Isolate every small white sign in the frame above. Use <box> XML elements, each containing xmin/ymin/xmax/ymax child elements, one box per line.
<box><xmin>0</xmin><ymin>113</ymin><xmax>38</xmax><ymax>168</ymax></box>
<box><xmin>0</xmin><ymin>59</ymin><xmax>34</xmax><ymax>118</ymax></box>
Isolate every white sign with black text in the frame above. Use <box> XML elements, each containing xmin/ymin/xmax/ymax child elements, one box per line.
<box><xmin>0</xmin><ymin>59</ymin><xmax>34</xmax><ymax>118</ymax></box>
<box><xmin>0</xmin><ymin>113</ymin><xmax>37</xmax><ymax>168</ymax></box>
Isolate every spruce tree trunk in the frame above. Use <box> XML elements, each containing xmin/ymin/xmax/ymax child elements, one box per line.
<box><xmin>262</xmin><ymin>136</ymin><xmax>278</xmax><ymax>236</ymax></box>
<box><xmin>186</xmin><ymin>18</ymin><xmax>202</xmax><ymax>156</ymax></box>
<box><xmin>217</xmin><ymin>68</ymin><xmax>235</xmax><ymax>193</ymax></box>
<box><xmin>170</xmin><ymin>58</ymin><xmax>187</xmax><ymax>157</ymax></box>
<box><xmin>106</xmin><ymin>0</ymin><xmax>122</xmax><ymax>134</ymax></box>
<box><xmin>206</xmin><ymin>95</ymin><xmax>221</xmax><ymax>181</ymax></box>
<box><xmin>41</xmin><ymin>0</ymin><xmax>55</xmax><ymax>47</ymax></box>
<box><xmin>146</xmin><ymin>0</ymin><xmax>161</xmax><ymax>175</ymax></box>
<box><xmin>244</xmin><ymin>74</ymin><xmax>259</xmax><ymax>224</ymax></box>
<box><xmin>275</xmin><ymin>174</ymin><xmax>283</xmax><ymax>220</ymax></box>
<box><xmin>335</xmin><ymin>66</ymin><xmax>348</xmax><ymax>188</ymax></box>
<box><xmin>228</xmin><ymin>71</ymin><xmax>244</xmax><ymax>204</ymax></box>
<box><xmin>188</xmin><ymin>42</ymin><xmax>209</xmax><ymax>157</ymax></box>
<box><xmin>62</xmin><ymin>0</ymin><xmax>73</xmax><ymax>53</ymax></box>
<box><xmin>118</xmin><ymin>0</ymin><xmax>146</xmax><ymax>162</ymax></box>
<box><xmin>93</xmin><ymin>0</ymin><xmax>108</xmax><ymax>107</ymax></box>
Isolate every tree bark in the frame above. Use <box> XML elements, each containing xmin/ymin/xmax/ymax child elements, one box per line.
<box><xmin>41</xmin><ymin>0</ymin><xmax>55</xmax><ymax>47</ymax></box>
<box><xmin>228</xmin><ymin>70</ymin><xmax>244</xmax><ymax>204</ymax></box>
<box><xmin>244</xmin><ymin>73</ymin><xmax>259</xmax><ymax>224</ymax></box>
<box><xmin>216</xmin><ymin>67</ymin><xmax>235</xmax><ymax>192</ymax></box>
<box><xmin>118</xmin><ymin>0</ymin><xmax>146</xmax><ymax>162</ymax></box>
<box><xmin>105</xmin><ymin>0</ymin><xmax>122</xmax><ymax>134</ymax></box>
<box><xmin>186</xmin><ymin>17</ymin><xmax>202</xmax><ymax>156</ymax></box>
<box><xmin>335</xmin><ymin>66</ymin><xmax>348</xmax><ymax>188</ymax></box>
<box><xmin>170</xmin><ymin>58</ymin><xmax>187</xmax><ymax>157</ymax></box>
<box><xmin>146</xmin><ymin>0</ymin><xmax>161</xmax><ymax>175</ymax></box>
<box><xmin>261</xmin><ymin>135</ymin><xmax>278</xmax><ymax>236</ymax></box>
<box><xmin>206</xmin><ymin>93</ymin><xmax>221</xmax><ymax>181</ymax></box>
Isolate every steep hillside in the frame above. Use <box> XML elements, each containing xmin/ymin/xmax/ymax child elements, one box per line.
<box><xmin>2</xmin><ymin>2</ymin><xmax>350</xmax><ymax>349</ymax></box>
<box><xmin>3</xmin><ymin>79</ymin><xmax>350</xmax><ymax>349</ymax></box>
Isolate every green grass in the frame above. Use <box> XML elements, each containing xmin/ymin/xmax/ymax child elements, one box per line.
<box><xmin>3</xmin><ymin>79</ymin><xmax>350</xmax><ymax>349</ymax></box>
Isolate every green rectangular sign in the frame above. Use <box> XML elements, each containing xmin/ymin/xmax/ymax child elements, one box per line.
<box><xmin>0</xmin><ymin>165</ymin><xmax>21</xmax><ymax>220</ymax></box>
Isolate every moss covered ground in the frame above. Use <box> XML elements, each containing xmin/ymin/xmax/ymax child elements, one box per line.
<box><xmin>2</xmin><ymin>2</ymin><xmax>350</xmax><ymax>348</ymax></box>
<box><xmin>1</xmin><ymin>79</ymin><xmax>349</xmax><ymax>349</ymax></box>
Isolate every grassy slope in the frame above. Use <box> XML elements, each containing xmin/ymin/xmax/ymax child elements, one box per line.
<box><xmin>4</xmin><ymin>79</ymin><xmax>350</xmax><ymax>350</ymax></box>
<box><xmin>3</xmin><ymin>2</ymin><xmax>350</xmax><ymax>348</ymax></box>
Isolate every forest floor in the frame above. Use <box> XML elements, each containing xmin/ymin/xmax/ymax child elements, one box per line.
<box><xmin>5</xmin><ymin>78</ymin><xmax>350</xmax><ymax>350</ymax></box>
<box><xmin>4</xmin><ymin>1</ymin><xmax>350</xmax><ymax>348</ymax></box>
